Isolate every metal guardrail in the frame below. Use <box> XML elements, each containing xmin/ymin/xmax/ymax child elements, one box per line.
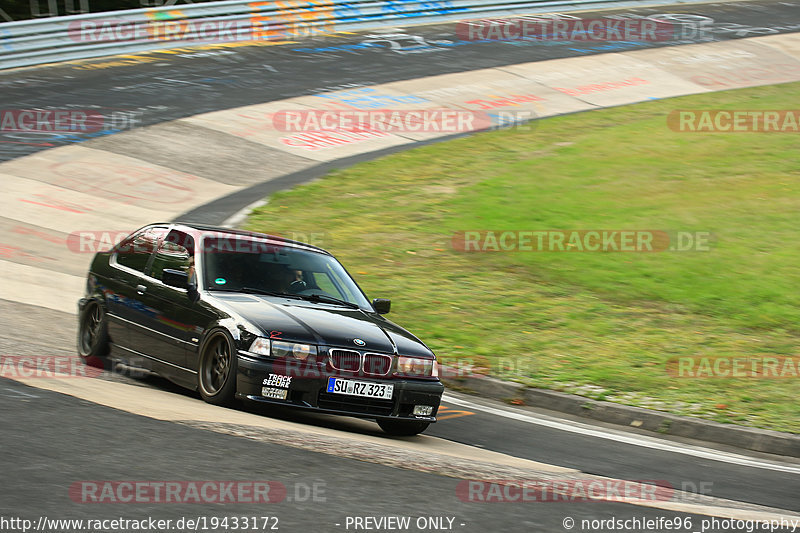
<box><xmin>0</xmin><ymin>0</ymin><xmax>621</xmax><ymax>69</ymax></box>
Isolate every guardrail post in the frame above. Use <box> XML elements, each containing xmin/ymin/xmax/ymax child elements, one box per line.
<box><xmin>30</xmin><ymin>0</ymin><xmax>59</xmax><ymax>18</ymax></box>
<box><xmin>65</xmin><ymin>0</ymin><xmax>90</xmax><ymax>15</ymax></box>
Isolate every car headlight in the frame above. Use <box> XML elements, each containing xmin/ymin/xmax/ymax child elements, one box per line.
<box><xmin>249</xmin><ymin>338</ymin><xmax>318</xmax><ymax>360</ymax></box>
<box><xmin>271</xmin><ymin>340</ymin><xmax>318</xmax><ymax>361</ymax></box>
<box><xmin>249</xmin><ymin>337</ymin><xmax>271</xmax><ymax>356</ymax></box>
<box><xmin>395</xmin><ymin>356</ymin><xmax>436</xmax><ymax>377</ymax></box>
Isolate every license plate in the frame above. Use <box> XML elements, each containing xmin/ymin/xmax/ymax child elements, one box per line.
<box><xmin>261</xmin><ymin>387</ymin><xmax>288</xmax><ymax>400</ymax></box>
<box><xmin>327</xmin><ymin>378</ymin><xmax>393</xmax><ymax>400</ymax></box>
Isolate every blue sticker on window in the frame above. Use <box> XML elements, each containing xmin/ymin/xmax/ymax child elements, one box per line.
<box><xmin>215</xmin><ymin>278</ymin><xmax>226</xmax><ymax>285</ymax></box>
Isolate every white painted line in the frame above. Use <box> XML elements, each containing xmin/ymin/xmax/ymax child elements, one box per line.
<box><xmin>0</xmin><ymin>260</ymin><xmax>83</xmax><ymax>314</ymax></box>
<box><xmin>443</xmin><ymin>394</ymin><xmax>800</xmax><ymax>475</ymax></box>
<box><xmin>3</xmin><ymin>387</ymin><xmax>40</xmax><ymax>398</ymax></box>
<box><xmin>221</xmin><ymin>199</ymin><xmax>268</xmax><ymax>228</ymax></box>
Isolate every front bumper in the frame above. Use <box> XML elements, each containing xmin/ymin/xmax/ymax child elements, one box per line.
<box><xmin>236</xmin><ymin>353</ymin><xmax>444</xmax><ymax>422</ymax></box>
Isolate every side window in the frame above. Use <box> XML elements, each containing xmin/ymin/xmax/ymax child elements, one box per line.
<box><xmin>152</xmin><ymin>230</ymin><xmax>195</xmax><ymax>283</ymax></box>
<box><xmin>115</xmin><ymin>227</ymin><xmax>167</xmax><ymax>273</ymax></box>
<box><xmin>311</xmin><ymin>271</ymin><xmax>339</xmax><ymax>296</ymax></box>
<box><xmin>324</xmin><ymin>262</ymin><xmax>360</xmax><ymax>301</ymax></box>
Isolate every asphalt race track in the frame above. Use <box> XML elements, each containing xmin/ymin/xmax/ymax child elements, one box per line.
<box><xmin>1</xmin><ymin>301</ymin><xmax>799</xmax><ymax>531</ymax></box>
<box><xmin>2</xmin><ymin>1</ymin><xmax>800</xmax><ymax>532</ymax></box>
<box><xmin>0</xmin><ymin>377</ymin><xmax>769</xmax><ymax>533</ymax></box>
<box><xmin>2</xmin><ymin>1</ymin><xmax>800</xmax><ymax>162</ymax></box>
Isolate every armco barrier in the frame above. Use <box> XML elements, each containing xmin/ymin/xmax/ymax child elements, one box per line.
<box><xmin>0</xmin><ymin>0</ymin><xmax>680</xmax><ymax>70</ymax></box>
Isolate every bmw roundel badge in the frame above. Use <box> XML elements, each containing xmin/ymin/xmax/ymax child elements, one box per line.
<box><xmin>353</xmin><ymin>338</ymin><xmax>366</xmax><ymax>346</ymax></box>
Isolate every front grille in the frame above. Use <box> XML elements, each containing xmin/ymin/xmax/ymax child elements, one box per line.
<box><xmin>363</xmin><ymin>353</ymin><xmax>392</xmax><ymax>375</ymax></box>
<box><xmin>318</xmin><ymin>392</ymin><xmax>394</xmax><ymax>416</ymax></box>
<box><xmin>329</xmin><ymin>349</ymin><xmax>361</xmax><ymax>372</ymax></box>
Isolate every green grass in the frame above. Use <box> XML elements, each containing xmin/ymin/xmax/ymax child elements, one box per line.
<box><xmin>247</xmin><ymin>82</ymin><xmax>800</xmax><ymax>433</ymax></box>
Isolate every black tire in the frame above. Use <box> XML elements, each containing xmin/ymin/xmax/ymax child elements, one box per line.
<box><xmin>377</xmin><ymin>419</ymin><xmax>431</xmax><ymax>436</ymax></box>
<box><xmin>77</xmin><ymin>300</ymin><xmax>109</xmax><ymax>368</ymax></box>
<box><xmin>197</xmin><ymin>330</ymin><xmax>238</xmax><ymax>406</ymax></box>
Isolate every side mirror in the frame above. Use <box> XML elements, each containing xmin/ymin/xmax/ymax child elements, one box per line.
<box><xmin>372</xmin><ymin>298</ymin><xmax>391</xmax><ymax>315</ymax></box>
<box><xmin>162</xmin><ymin>268</ymin><xmax>189</xmax><ymax>289</ymax></box>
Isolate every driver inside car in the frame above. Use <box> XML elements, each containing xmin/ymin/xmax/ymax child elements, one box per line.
<box><xmin>260</xmin><ymin>263</ymin><xmax>305</xmax><ymax>294</ymax></box>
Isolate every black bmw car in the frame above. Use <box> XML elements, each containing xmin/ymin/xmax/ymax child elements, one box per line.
<box><xmin>77</xmin><ymin>223</ymin><xmax>443</xmax><ymax>435</ymax></box>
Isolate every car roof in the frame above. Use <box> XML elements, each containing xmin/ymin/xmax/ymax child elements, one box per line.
<box><xmin>156</xmin><ymin>222</ymin><xmax>331</xmax><ymax>255</ymax></box>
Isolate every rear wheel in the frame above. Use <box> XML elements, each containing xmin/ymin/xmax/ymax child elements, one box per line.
<box><xmin>198</xmin><ymin>330</ymin><xmax>238</xmax><ymax>406</ymax></box>
<box><xmin>77</xmin><ymin>301</ymin><xmax>109</xmax><ymax>368</ymax></box>
<box><xmin>377</xmin><ymin>419</ymin><xmax>430</xmax><ymax>436</ymax></box>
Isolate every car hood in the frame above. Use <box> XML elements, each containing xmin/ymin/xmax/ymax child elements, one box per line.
<box><xmin>209</xmin><ymin>293</ymin><xmax>434</xmax><ymax>357</ymax></box>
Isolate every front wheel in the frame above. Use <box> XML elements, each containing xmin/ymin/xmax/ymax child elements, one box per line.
<box><xmin>377</xmin><ymin>419</ymin><xmax>430</xmax><ymax>436</ymax></box>
<box><xmin>77</xmin><ymin>301</ymin><xmax>109</xmax><ymax>368</ymax></box>
<box><xmin>198</xmin><ymin>330</ymin><xmax>238</xmax><ymax>406</ymax></box>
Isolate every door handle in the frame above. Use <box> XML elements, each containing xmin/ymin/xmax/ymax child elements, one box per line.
<box><xmin>136</xmin><ymin>284</ymin><xmax>147</xmax><ymax>295</ymax></box>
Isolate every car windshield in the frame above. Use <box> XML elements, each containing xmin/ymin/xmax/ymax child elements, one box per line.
<box><xmin>200</xmin><ymin>234</ymin><xmax>371</xmax><ymax>309</ymax></box>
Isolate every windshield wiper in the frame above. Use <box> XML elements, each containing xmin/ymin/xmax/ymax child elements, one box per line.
<box><xmin>211</xmin><ymin>287</ymin><xmax>360</xmax><ymax>308</ymax></box>
<box><xmin>211</xmin><ymin>287</ymin><xmax>302</xmax><ymax>299</ymax></box>
<box><xmin>242</xmin><ymin>287</ymin><xmax>309</xmax><ymax>300</ymax></box>
<box><xmin>296</xmin><ymin>293</ymin><xmax>361</xmax><ymax>309</ymax></box>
